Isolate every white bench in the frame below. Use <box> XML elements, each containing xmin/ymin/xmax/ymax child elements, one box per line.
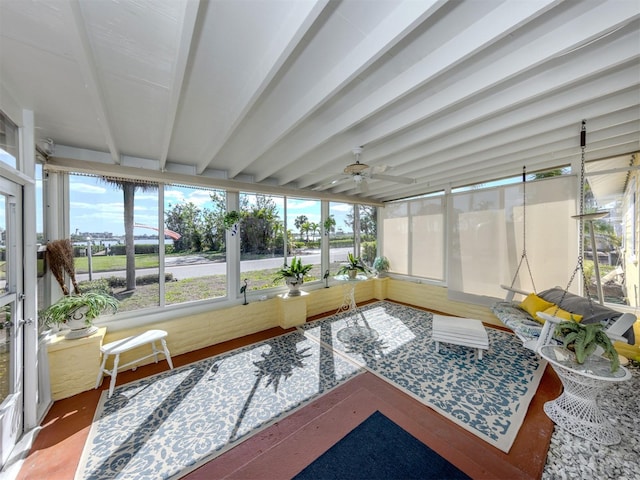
<box><xmin>432</xmin><ymin>315</ymin><xmax>489</xmax><ymax>359</ymax></box>
<box><xmin>96</xmin><ymin>329</ymin><xmax>174</xmax><ymax>398</ymax></box>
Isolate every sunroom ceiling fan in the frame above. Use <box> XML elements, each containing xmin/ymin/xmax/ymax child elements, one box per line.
<box><xmin>318</xmin><ymin>147</ymin><xmax>415</xmax><ymax>191</ymax></box>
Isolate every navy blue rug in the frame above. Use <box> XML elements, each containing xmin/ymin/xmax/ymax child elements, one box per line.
<box><xmin>294</xmin><ymin>411</ymin><xmax>471</xmax><ymax>480</ymax></box>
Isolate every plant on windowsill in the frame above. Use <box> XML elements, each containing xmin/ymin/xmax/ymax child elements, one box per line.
<box><xmin>337</xmin><ymin>252</ymin><xmax>371</xmax><ymax>279</ymax></box>
<box><xmin>41</xmin><ymin>290</ymin><xmax>119</xmax><ymax>340</ymax></box>
<box><xmin>555</xmin><ymin>321</ymin><xmax>620</xmax><ymax>372</ymax></box>
<box><xmin>274</xmin><ymin>256</ymin><xmax>313</xmax><ymax>297</ymax></box>
<box><xmin>372</xmin><ymin>256</ymin><xmax>390</xmax><ymax>278</ymax></box>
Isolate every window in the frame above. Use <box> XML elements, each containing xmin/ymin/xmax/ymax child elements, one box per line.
<box><xmin>164</xmin><ymin>185</ymin><xmax>227</xmax><ymax>305</ymax></box>
<box><xmin>60</xmin><ymin>171</ymin><xmax>375</xmax><ymax>315</ymax></box>
<box><xmin>329</xmin><ymin>202</ymin><xmax>354</xmax><ymax>274</ymax></box>
<box><xmin>0</xmin><ymin>115</ymin><xmax>17</xmax><ymax>169</ymax></box>
<box><xmin>287</xmin><ymin>197</ymin><xmax>322</xmax><ymax>281</ymax></box>
<box><xmin>36</xmin><ymin>164</ymin><xmax>45</xmax><ymax>312</ymax></box>
<box><xmin>381</xmin><ymin>196</ymin><xmax>444</xmax><ymax>280</ymax></box>
<box><xmin>357</xmin><ymin>205</ymin><xmax>377</xmax><ymax>267</ymax></box>
<box><xmin>448</xmin><ymin>175</ymin><xmax>577</xmax><ymax>305</ymax></box>
<box><xmin>68</xmin><ymin>174</ymin><xmax>160</xmax><ymax>312</ymax></box>
<box><xmin>409</xmin><ymin>197</ymin><xmax>444</xmax><ymax>280</ymax></box>
<box><xmin>239</xmin><ymin>192</ymin><xmax>285</xmax><ymax>291</ymax></box>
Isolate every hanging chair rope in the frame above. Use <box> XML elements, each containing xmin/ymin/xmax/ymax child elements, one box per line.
<box><xmin>509</xmin><ymin>166</ymin><xmax>537</xmax><ymax>293</ymax></box>
<box><xmin>559</xmin><ymin>120</ymin><xmax>595</xmax><ymax>315</ymax></box>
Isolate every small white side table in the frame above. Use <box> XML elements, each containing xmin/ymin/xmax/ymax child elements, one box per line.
<box><xmin>538</xmin><ymin>345</ymin><xmax>631</xmax><ymax>445</ymax></box>
<box><xmin>333</xmin><ymin>274</ymin><xmax>368</xmax><ymax>314</ymax></box>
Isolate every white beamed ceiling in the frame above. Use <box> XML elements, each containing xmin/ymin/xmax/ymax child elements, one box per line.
<box><xmin>1</xmin><ymin>0</ymin><xmax>639</xmax><ymax>202</ymax></box>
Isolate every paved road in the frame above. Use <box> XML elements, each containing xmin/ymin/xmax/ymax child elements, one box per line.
<box><xmin>77</xmin><ymin>248</ymin><xmax>352</xmax><ymax>282</ymax></box>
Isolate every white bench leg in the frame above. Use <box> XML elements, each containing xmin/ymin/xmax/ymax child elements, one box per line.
<box><xmin>96</xmin><ymin>353</ymin><xmax>108</xmax><ymax>390</ymax></box>
<box><xmin>108</xmin><ymin>354</ymin><xmax>120</xmax><ymax>398</ymax></box>
<box><xmin>477</xmin><ymin>349</ymin><xmax>483</xmax><ymax>360</ymax></box>
<box><xmin>161</xmin><ymin>338</ymin><xmax>174</xmax><ymax>369</ymax></box>
<box><xmin>151</xmin><ymin>340</ymin><xmax>160</xmax><ymax>363</ymax></box>
<box><xmin>435</xmin><ymin>340</ymin><xmax>439</xmax><ymax>353</ymax></box>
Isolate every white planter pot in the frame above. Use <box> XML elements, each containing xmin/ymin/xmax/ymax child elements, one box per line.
<box><xmin>65</xmin><ymin>306</ymin><xmax>98</xmax><ymax>339</ymax></box>
<box><xmin>285</xmin><ymin>276</ymin><xmax>303</xmax><ymax>296</ymax></box>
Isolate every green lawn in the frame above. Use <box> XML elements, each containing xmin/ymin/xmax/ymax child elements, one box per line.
<box><xmin>97</xmin><ymin>262</ymin><xmax>329</xmax><ymax>312</ymax></box>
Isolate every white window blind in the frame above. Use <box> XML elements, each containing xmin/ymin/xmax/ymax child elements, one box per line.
<box><xmin>448</xmin><ymin>175</ymin><xmax>578</xmax><ymax>306</ymax></box>
<box><xmin>382</xmin><ymin>196</ymin><xmax>445</xmax><ymax>280</ymax></box>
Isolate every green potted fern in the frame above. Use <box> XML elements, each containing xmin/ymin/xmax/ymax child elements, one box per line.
<box><xmin>555</xmin><ymin>321</ymin><xmax>620</xmax><ymax>372</ymax></box>
<box><xmin>274</xmin><ymin>256</ymin><xmax>313</xmax><ymax>296</ymax></box>
<box><xmin>337</xmin><ymin>252</ymin><xmax>371</xmax><ymax>279</ymax></box>
<box><xmin>41</xmin><ymin>291</ymin><xmax>119</xmax><ymax>339</ymax></box>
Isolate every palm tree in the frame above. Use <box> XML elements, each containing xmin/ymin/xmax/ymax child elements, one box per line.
<box><xmin>294</xmin><ymin>215</ymin><xmax>308</xmax><ymax>241</ymax></box>
<box><xmin>102</xmin><ymin>177</ymin><xmax>158</xmax><ymax>291</ymax></box>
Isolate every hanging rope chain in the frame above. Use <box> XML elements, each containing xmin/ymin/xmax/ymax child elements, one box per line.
<box><xmin>562</xmin><ymin>120</ymin><xmax>594</xmax><ymax>312</ymax></box>
<box><xmin>510</xmin><ymin>166</ymin><xmax>537</xmax><ymax>292</ymax></box>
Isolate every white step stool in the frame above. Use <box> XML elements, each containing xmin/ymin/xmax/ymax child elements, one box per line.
<box><xmin>96</xmin><ymin>329</ymin><xmax>174</xmax><ymax>398</ymax></box>
<box><xmin>432</xmin><ymin>315</ymin><xmax>489</xmax><ymax>359</ymax></box>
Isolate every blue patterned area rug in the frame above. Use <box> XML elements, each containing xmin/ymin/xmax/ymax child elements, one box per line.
<box><xmin>299</xmin><ymin>301</ymin><xmax>546</xmax><ymax>453</ymax></box>
<box><xmin>294</xmin><ymin>411</ymin><xmax>471</xmax><ymax>479</ymax></box>
<box><xmin>75</xmin><ymin>330</ymin><xmax>363</xmax><ymax>480</ymax></box>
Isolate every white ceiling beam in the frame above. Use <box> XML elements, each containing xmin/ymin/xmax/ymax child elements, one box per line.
<box><xmin>297</xmin><ymin>38</ymin><xmax>639</xmax><ymax>189</ymax></box>
<box><xmin>380</xmin><ymin>68</ymin><xmax>640</xmax><ymax>179</ymax></box>
<box><xmin>59</xmin><ymin>0</ymin><xmax>120</xmax><ymax>164</ymax></box>
<box><xmin>227</xmin><ymin>0</ymin><xmax>449</xmax><ymax>179</ymax></box>
<box><xmin>341</xmin><ymin>98</ymin><xmax>640</xmax><ymax>198</ymax></box>
<box><xmin>369</xmin><ymin>124</ymin><xmax>640</xmax><ymax>201</ymax></box>
<box><xmin>159</xmin><ymin>0</ymin><xmax>201</xmax><ymax>171</ymax></box>
<box><xmin>417</xmin><ymin>126</ymin><xmax>640</xmax><ymax>188</ymax></box>
<box><xmin>259</xmin><ymin>0</ymin><xmax>569</xmax><ymax>183</ymax></box>
<box><xmin>274</xmin><ymin>2</ymin><xmax>640</xmax><ymax>186</ymax></box>
<box><xmin>374</xmin><ymin>139</ymin><xmax>640</xmax><ymax>203</ymax></box>
<box><xmin>194</xmin><ymin>0</ymin><xmax>330</xmax><ymax>174</ymax></box>
<box><xmin>422</xmin><ymin>135</ymin><xmax>640</xmax><ymax>193</ymax></box>
<box><xmin>356</xmin><ymin>98</ymin><xmax>640</xmax><ymax>197</ymax></box>
<box><xmin>350</xmin><ymin>36</ymin><xmax>640</xmax><ymax>173</ymax></box>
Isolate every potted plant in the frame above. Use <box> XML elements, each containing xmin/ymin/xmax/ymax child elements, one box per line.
<box><xmin>555</xmin><ymin>321</ymin><xmax>620</xmax><ymax>372</ymax></box>
<box><xmin>372</xmin><ymin>256</ymin><xmax>390</xmax><ymax>277</ymax></box>
<box><xmin>41</xmin><ymin>291</ymin><xmax>119</xmax><ymax>339</ymax></box>
<box><xmin>274</xmin><ymin>256</ymin><xmax>313</xmax><ymax>296</ymax></box>
<box><xmin>223</xmin><ymin>210</ymin><xmax>242</xmax><ymax>236</ymax></box>
<box><xmin>337</xmin><ymin>252</ymin><xmax>371</xmax><ymax>279</ymax></box>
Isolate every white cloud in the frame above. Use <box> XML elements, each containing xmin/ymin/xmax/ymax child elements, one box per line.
<box><xmin>69</xmin><ymin>180</ymin><xmax>107</xmax><ymax>194</ymax></box>
<box><xmin>288</xmin><ymin>199</ymin><xmax>318</xmax><ymax>210</ymax></box>
<box><xmin>331</xmin><ymin>203</ymin><xmax>354</xmax><ymax>213</ymax></box>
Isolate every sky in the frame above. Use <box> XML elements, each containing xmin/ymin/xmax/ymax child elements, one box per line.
<box><xmin>67</xmin><ymin>174</ymin><xmax>354</xmax><ymax>238</ymax></box>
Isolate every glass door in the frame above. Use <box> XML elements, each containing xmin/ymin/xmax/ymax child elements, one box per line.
<box><xmin>0</xmin><ymin>177</ymin><xmax>23</xmax><ymax>468</ymax></box>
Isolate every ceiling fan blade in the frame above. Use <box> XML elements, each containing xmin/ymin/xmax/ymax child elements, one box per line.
<box><xmin>356</xmin><ymin>177</ymin><xmax>369</xmax><ymax>193</ymax></box>
<box><xmin>312</xmin><ymin>176</ymin><xmax>350</xmax><ymax>190</ymax></box>
<box><xmin>371</xmin><ymin>164</ymin><xmax>390</xmax><ymax>174</ymax></box>
<box><xmin>370</xmin><ymin>173</ymin><xmax>415</xmax><ymax>184</ymax></box>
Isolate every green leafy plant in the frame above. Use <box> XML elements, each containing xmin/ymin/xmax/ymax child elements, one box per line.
<box><xmin>223</xmin><ymin>210</ymin><xmax>242</xmax><ymax>230</ymax></box>
<box><xmin>372</xmin><ymin>256</ymin><xmax>390</xmax><ymax>276</ymax></box>
<box><xmin>274</xmin><ymin>256</ymin><xmax>313</xmax><ymax>282</ymax></box>
<box><xmin>555</xmin><ymin>321</ymin><xmax>620</xmax><ymax>372</ymax></box>
<box><xmin>337</xmin><ymin>252</ymin><xmax>371</xmax><ymax>276</ymax></box>
<box><xmin>41</xmin><ymin>291</ymin><xmax>119</xmax><ymax>327</ymax></box>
